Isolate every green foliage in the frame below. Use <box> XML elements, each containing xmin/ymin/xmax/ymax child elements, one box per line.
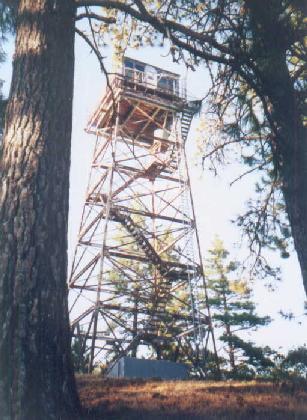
<box><xmin>221</xmin><ymin>335</ymin><xmax>274</xmax><ymax>372</ymax></box>
<box><xmin>264</xmin><ymin>347</ymin><xmax>307</xmax><ymax>383</ymax></box>
<box><xmin>0</xmin><ymin>1</ymin><xmax>16</xmax><ymax>38</ymax></box>
<box><xmin>71</xmin><ymin>337</ymin><xmax>90</xmax><ymax>374</ymax></box>
<box><xmin>283</xmin><ymin>346</ymin><xmax>307</xmax><ymax>378</ymax></box>
<box><xmin>286</xmin><ymin>346</ymin><xmax>307</xmax><ymax>364</ymax></box>
<box><xmin>206</xmin><ymin>237</ymin><xmax>272</xmax><ymax>378</ymax></box>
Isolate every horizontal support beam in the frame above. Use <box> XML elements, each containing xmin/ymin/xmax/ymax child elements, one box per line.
<box><xmin>83</xmin><ymin>201</ymin><xmax>192</xmax><ymax>225</ymax></box>
<box><xmin>92</xmin><ymin>163</ymin><xmax>184</xmax><ymax>183</ymax></box>
<box><xmin>107</xmin><ymin>249</ymin><xmax>199</xmax><ymax>271</ymax></box>
<box><xmin>97</xmin><ymin>302</ymin><xmax>209</xmax><ymax>324</ymax></box>
<box><xmin>70</xmin><ymin>302</ymin><xmax>209</xmax><ymax>326</ymax></box>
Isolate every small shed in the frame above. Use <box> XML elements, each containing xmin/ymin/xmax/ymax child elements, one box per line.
<box><xmin>107</xmin><ymin>356</ymin><xmax>189</xmax><ymax>380</ymax></box>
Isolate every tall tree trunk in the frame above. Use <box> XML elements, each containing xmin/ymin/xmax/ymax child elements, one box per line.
<box><xmin>0</xmin><ymin>1</ymin><xmax>80</xmax><ymax>418</ymax></box>
<box><xmin>276</xmin><ymin>86</ymin><xmax>307</xmax><ymax>297</ymax></box>
<box><xmin>221</xmin><ymin>290</ymin><xmax>236</xmax><ymax>373</ymax></box>
<box><xmin>225</xmin><ymin>325</ymin><xmax>236</xmax><ymax>374</ymax></box>
<box><xmin>131</xmin><ymin>295</ymin><xmax>138</xmax><ymax>358</ymax></box>
<box><xmin>247</xmin><ymin>0</ymin><xmax>307</xmax><ymax>296</ymax></box>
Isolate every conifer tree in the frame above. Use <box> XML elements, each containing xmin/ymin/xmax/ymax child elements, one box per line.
<box><xmin>206</xmin><ymin>237</ymin><xmax>272</xmax><ymax>378</ymax></box>
<box><xmin>0</xmin><ymin>2</ymin><xmax>80</xmax><ymax>417</ymax></box>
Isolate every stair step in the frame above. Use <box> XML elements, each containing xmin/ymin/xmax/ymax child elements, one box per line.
<box><xmin>111</xmin><ymin>208</ymin><xmax>193</xmax><ymax>282</ymax></box>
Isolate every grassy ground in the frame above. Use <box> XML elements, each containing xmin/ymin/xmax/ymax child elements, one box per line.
<box><xmin>77</xmin><ymin>375</ymin><xmax>307</xmax><ymax>419</ymax></box>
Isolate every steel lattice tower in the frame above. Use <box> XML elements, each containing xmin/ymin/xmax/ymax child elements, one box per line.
<box><xmin>69</xmin><ymin>58</ymin><xmax>217</xmax><ymax>373</ymax></box>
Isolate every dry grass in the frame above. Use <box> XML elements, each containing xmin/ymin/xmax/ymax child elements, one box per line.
<box><xmin>77</xmin><ymin>375</ymin><xmax>307</xmax><ymax>419</ymax></box>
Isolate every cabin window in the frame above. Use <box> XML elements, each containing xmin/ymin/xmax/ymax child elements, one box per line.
<box><xmin>123</xmin><ymin>59</ymin><xmax>179</xmax><ymax>95</ymax></box>
<box><xmin>124</xmin><ymin>60</ymin><xmax>146</xmax><ymax>82</ymax></box>
<box><xmin>125</xmin><ymin>60</ymin><xmax>134</xmax><ymax>68</ymax></box>
<box><xmin>124</xmin><ymin>60</ymin><xmax>134</xmax><ymax>80</ymax></box>
<box><xmin>158</xmin><ymin>76</ymin><xmax>177</xmax><ymax>94</ymax></box>
<box><xmin>135</xmin><ymin>63</ymin><xmax>145</xmax><ymax>72</ymax></box>
<box><xmin>158</xmin><ymin>77</ymin><xmax>168</xmax><ymax>90</ymax></box>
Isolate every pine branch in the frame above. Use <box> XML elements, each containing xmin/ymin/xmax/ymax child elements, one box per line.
<box><xmin>75</xmin><ymin>12</ymin><xmax>116</xmax><ymax>24</ymax></box>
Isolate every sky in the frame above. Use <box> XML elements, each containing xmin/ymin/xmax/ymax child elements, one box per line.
<box><xmin>1</xmin><ymin>32</ymin><xmax>306</xmax><ymax>354</ymax></box>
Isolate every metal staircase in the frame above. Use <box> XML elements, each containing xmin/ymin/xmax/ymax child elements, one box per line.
<box><xmin>181</xmin><ymin>100</ymin><xmax>202</xmax><ymax>143</ymax></box>
<box><xmin>109</xmin><ymin>206</ymin><xmax>199</xmax><ymax>282</ymax></box>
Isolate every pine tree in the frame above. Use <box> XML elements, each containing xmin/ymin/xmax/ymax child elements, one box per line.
<box><xmin>0</xmin><ymin>1</ymin><xmax>80</xmax><ymax>418</ymax></box>
<box><xmin>71</xmin><ymin>335</ymin><xmax>90</xmax><ymax>374</ymax></box>
<box><xmin>206</xmin><ymin>237</ymin><xmax>272</xmax><ymax>378</ymax></box>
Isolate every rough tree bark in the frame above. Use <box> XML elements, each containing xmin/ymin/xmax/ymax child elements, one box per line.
<box><xmin>0</xmin><ymin>1</ymin><xmax>81</xmax><ymax>418</ymax></box>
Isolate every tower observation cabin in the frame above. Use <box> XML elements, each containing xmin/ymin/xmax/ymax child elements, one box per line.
<box><xmin>87</xmin><ymin>57</ymin><xmax>199</xmax><ymax>143</ymax></box>
<box><xmin>69</xmin><ymin>57</ymin><xmax>217</xmax><ymax>374</ymax></box>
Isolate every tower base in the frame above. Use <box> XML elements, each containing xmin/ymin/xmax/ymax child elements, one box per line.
<box><xmin>107</xmin><ymin>356</ymin><xmax>189</xmax><ymax>380</ymax></box>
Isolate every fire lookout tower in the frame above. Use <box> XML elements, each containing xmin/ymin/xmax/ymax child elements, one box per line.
<box><xmin>69</xmin><ymin>57</ymin><xmax>216</xmax><ymax>372</ymax></box>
